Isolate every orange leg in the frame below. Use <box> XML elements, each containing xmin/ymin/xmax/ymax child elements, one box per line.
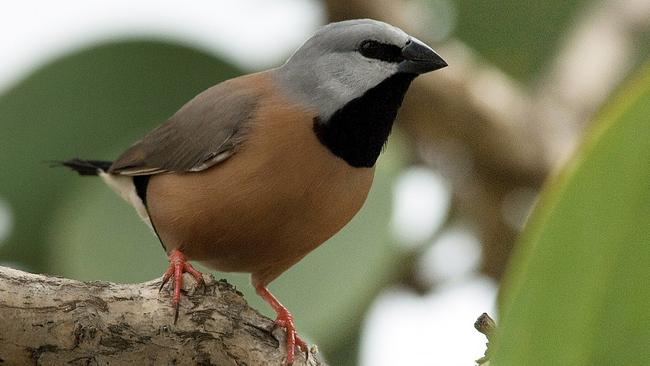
<box><xmin>159</xmin><ymin>249</ymin><xmax>205</xmax><ymax>322</ymax></box>
<box><xmin>255</xmin><ymin>285</ymin><xmax>309</xmax><ymax>365</ymax></box>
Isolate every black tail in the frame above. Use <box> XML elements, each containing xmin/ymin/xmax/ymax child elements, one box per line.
<box><xmin>58</xmin><ymin>159</ymin><xmax>113</xmax><ymax>176</ymax></box>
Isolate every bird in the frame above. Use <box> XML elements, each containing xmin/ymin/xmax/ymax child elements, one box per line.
<box><xmin>60</xmin><ymin>18</ymin><xmax>447</xmax><ymax>365</ymax></box>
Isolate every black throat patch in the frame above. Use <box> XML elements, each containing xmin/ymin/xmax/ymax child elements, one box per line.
<box><xmin>132</xmin><ymin>175</ymin><xmax>151</xmax><ymax>206</ymax></box>
<box><xmin>313</xmin><ymin>73</ymin><xmax>417</xmax><ymax>168</ymax></box>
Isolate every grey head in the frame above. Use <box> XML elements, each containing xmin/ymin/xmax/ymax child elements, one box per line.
<box><xmin>275</xmin><ymin>19</ymin><xmax>447</xmax><ymax>120</ymax></box>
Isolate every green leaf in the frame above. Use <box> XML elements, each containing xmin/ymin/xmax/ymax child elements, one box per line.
<box><xmin>491</xmin><ymin>63</ymin><xmax>650</xmax><ymax>365</ymax></box>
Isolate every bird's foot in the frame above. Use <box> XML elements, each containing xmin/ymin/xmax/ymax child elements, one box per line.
<box><xmin>275</xmin><ymin>309</ymin><xmax>309</xmax><ymax>365</ymax></box>
<box><xmin>159</xmin><ymin>249</ymin><xmax>205</xmax><ymax>323</ymax></box>
<box><xmin>256</xmin><ymin>285</ymin><xmax>309</xmax><ymax>365</ymax></box>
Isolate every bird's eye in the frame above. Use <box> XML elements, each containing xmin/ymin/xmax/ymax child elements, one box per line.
<box><xmin>358</xmin><ymin>40</ymin><xmax>404</xmax><ymax>63</ymax></box>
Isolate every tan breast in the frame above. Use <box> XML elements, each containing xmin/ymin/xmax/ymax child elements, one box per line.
<box><xmin>146</xmin><ymin>72</ymin><xmax>374</xmax><ymax>286</ymax></box>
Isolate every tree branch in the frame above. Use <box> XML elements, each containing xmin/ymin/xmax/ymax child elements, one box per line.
<box><xmin>0</xmin><ymin>266</ymin><xmax>324</xmax><ymax>366</ymax></box>
<box><xmin>474</xmin><ymin>313</ymin><xmax>496</xmax><ymax>365</ymax></box>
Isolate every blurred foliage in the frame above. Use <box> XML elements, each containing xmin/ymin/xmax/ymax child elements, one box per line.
<box><xmin>0</xmin><ymin>40</ymin><xmax>241</xmax><ymax>270</ymax></box>
<box><xmin>491</xmin><ymin>63</ymin><xmax>650</xmax><ymax>365</ymax></box>
<box><xmin>453</xmin><ymin>0</ymin><xmax>648</xmax><ymax>83</ymax></box>
<box><xmin>454</xmin><ymin>0</ymin><xmax>590</xmax><ymax>81</ymax></box>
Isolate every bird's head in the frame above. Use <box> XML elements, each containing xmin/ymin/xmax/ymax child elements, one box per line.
<box><xmin>276</xmin><ymin>18</ymin><xmax>447</xmax><ymax>120</ymax></box>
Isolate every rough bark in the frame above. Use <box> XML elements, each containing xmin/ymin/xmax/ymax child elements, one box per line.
<box><xmin>0</xmin><ymin>266</ymin><xmax>324</xmax><ymax>366</ymax></box>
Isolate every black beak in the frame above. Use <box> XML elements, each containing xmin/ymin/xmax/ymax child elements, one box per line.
<box><xmin>399</xmin><ymin>37</ymin><xmax>448</xmax><ymax>74</ymax></box>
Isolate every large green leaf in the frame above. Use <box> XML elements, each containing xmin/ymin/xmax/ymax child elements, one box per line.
<box><xmin>491</xmin><ymin>63</ymin><xmax>650</xmax><ymax>365</ymax></box>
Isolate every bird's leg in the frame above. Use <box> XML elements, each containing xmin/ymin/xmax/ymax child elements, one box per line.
<box><xmin>255</xmin><ymin>284</ymin><xmax>309</xmax><ymax>365</ymax></box>
<box><xmin>159</xmin><ymin>249</ymin><xmax>205</xmax><ymax>323</ymax></box>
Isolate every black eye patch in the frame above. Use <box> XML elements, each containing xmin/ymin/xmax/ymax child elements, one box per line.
<box><xmin>358</xmin><ymin>40</ymin><xmax>404</xmax><ymax>63</ymax></box>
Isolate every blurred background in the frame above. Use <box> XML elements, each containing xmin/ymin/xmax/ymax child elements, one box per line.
<box><xmin>0</xmin><ymin>1</ymin><xmax>648</xmax><ymax>365</ymax></box>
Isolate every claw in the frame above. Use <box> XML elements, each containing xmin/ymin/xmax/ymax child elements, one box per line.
<box><xmin>159</xmin><ymin>266</ymin><xmax>174</xmax><ymax>292</ymax></box>
<box><xmin>174</xmin><ymin>302</ymin><xmax>180</xmax><ymax>324</ymax></box>
<box><xmin>159</xmin><ymin>249</ymin><xmax>205</xmax><ymax>323</ymax></box>
<box><xmin>256</xmin><ymin>285</ymin><xmax>309</xmax><ymax>365</ymax></box>
<box><xmin>296</xmin><ymin>335</ymin><xmax>309</xmax><ymax>359</ymax></box>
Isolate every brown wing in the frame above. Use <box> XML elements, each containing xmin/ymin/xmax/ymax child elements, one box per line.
<box><xmin>109</xmin><ymin>74</ymin><xmax>262</xmax><ymax>175</ymax></box>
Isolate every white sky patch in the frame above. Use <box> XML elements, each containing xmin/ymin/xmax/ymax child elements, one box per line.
<box><xmin>407</xmin><ymin>0</ymin><xmax>457</xmax><ymax>42</ymax></box>
<box><xmin>417</xmin><ymin>226</ymin><xmax>483</xmax><ymax>286</ymax></box>
<box><xmin>390</xmin><ymin>167</ymin><xmax>451</xmax><ymax>247</ymax></box>
<box><xmin>360</xmin><ymin>277</ymin><xmax>498</xmax><ymax>366</ymax></box>
<box><xmin>0</xmin><ymin>0</ymin><xmax>324</xmax><ymax>92</ymax></box>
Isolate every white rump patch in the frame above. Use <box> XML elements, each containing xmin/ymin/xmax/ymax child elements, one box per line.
<box><xmin>99</xmin><ymin>172</ymin><xmax>153</xmax><ymax>230</ymax></box>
